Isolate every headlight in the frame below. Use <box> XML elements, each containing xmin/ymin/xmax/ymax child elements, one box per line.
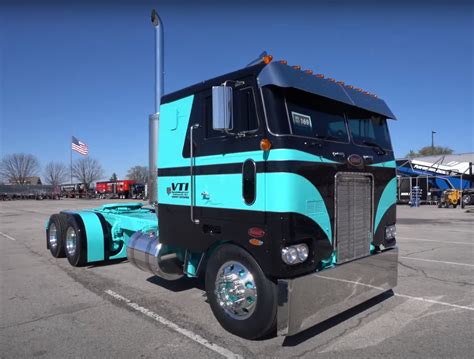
<box><xmin>281</xmin><ymin>244</ymin><xmax>309</xmax><ymax>265</ymax></box>
<box><xmin>385</xmin><ymin>224</ymin><xmax>396</xmax><ymax>240</ymax></box>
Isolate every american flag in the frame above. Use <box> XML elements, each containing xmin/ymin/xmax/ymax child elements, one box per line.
<box><xmin>72</xmin><ymin>136</ymin><xmax>88</xmax><ymax>155</ymax></box>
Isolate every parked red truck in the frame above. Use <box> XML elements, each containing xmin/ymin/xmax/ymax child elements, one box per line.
<box><xmin>96</xmin><ymin>180</ymin><xmax>137</xmax><ymax>199</ymax></box>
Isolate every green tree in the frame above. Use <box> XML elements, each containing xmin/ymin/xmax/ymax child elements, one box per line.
<box><xmin>110</xmin><ymin>172</ymin><xmax>118</xmax><ymax>181</ymax></box>
<box><xmin>405</xmin><ymin>146</ymin><xmax>454</xmax><ymax>158</ymax></box>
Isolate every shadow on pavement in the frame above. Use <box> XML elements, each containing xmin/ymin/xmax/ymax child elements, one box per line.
<box><xmin>146</xmin><ymin>275</ymin><xmax>205</xmax><ymax>292</ymax></box>
<box><xmin>282</xmin><ymin>289</ymin><xmax>394</xmax><ymax>347</ymax></box>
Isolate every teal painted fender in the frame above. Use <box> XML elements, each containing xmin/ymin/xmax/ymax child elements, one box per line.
<box><xmin>65</xmin><ymin>211</ymin><xmax>105</xmax><ymax>263</ymax></box>
<box><xmin>374</xmin><ymin>177</ymin><xmax>397</xmax><ymax>232</ymax></box>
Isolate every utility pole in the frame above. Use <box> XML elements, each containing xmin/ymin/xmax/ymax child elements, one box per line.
<box><xmin>431</xmin><ymin>130</ymin><xmax>436</xmax><ymax>152</ymax></box>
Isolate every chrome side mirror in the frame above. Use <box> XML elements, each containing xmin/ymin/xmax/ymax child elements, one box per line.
<box><xmin>212</xmin><ymin>86</ymin><xmax>233</xmax><ymax>131</ymax></box>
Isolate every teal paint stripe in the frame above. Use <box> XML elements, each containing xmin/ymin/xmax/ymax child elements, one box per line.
<box><xmin>374</xmin><ymin>177</ymin><xmax>397</xmax><ymax>232</ymax></box>
<box><xmin>370</xmin><ymin>160</ymin><xmax>396</xmax><ymax>168</ymax></box>
<box><xmin>78</xmin><ymin>212</ymin><xmax>105</xmax><ymax>263</ymax></box>
<box><xmin>159</xmin><ymin>172</ymin><xmax>332</xmax><ymax>241</ymax></box>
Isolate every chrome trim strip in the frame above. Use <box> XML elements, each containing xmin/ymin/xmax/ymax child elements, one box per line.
<box><xmin>190</xmin><ymin>124</ymin><xmax>200</xmax><ymax>224</ymax></box>
<box><xmin>277</xmin><ymin>247</ymin><xmax>398</xmax><ymax>336</ymax></box>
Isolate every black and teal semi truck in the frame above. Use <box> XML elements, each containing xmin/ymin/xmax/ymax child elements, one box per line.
<box><xmin>45</xmin><ymin>9</ymin><xmax>398</xmax><ymax>339</ymax></box>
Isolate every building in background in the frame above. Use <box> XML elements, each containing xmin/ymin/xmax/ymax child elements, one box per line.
<box><xmin>396</xmin><ymin>153</ymin><xmax>473</xmax><ymax>204</ymax></box>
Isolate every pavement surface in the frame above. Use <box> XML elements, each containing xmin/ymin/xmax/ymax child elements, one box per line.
<box><xmin>1</xmin><ymin>199</ymin><xmax>473</xmax><ymax>358</ymax></box>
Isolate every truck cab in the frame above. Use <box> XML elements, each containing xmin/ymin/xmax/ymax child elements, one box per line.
<box><xmin>45</xmin><ymin>10</ymin><xmax>397</xmax><ymax>340</ymax></box>
<box><xmin>158</xmin><ymin>60</ymin><xmax>397</xmax><ymax>279</ymax></box>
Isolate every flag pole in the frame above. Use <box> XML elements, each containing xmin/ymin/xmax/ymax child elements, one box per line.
<box><xmin>70</xmin><ymin>136</ymin><xmax>73</xmax><ymax>183</ymax></box>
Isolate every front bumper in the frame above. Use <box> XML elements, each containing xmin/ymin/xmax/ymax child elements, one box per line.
<box><xmin>277</xmin><ymin>247</ymin><xmax>398</xmax><ymax>336</ymax></box>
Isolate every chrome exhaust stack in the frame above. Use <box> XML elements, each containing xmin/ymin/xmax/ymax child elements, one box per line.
<box><xmin>148</xmin><ymin>9</ymin><xmax>164</xmax><ymax>206</ymax></box>
<box><xmin>126</xmin><ymin>231</ymin><xmax>183</xmax><ymax>281</ymax></box>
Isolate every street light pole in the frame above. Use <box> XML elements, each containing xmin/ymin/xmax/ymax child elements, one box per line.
<box><xmin>431</xmin><ymin>130</ymin><xmax>436</xmax><ymax>152</ymax></box>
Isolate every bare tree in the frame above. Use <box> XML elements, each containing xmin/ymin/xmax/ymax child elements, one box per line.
<box><xmin>44</xmin><ymin>162</ymin><xmax>68</xmax><ymax>187</ymax></box>
<box><xmin>0</xmin><ymin>153</ymin><xmax>40</xmax><ymax>184</ymax></box>
<box><xmin>72</xmin><ymin>157</ymin><xmax>104</xmax><ymax>189</ymax></box>
<box><xmin>126</xmin><ymin>165</ymin><xmax>148</xmax><ymax>184</ymax></box>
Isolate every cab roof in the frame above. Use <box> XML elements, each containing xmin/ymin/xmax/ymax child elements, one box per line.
<box><xmin>162</xmin><ymin>61</ymin><xmax>396</xmax><ymax>119</ymax></box>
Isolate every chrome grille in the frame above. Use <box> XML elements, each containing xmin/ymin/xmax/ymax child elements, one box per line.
<box><xmin>335</xmin><ymin>174</ymin><xmax>372</xmax><ymax>263</ymax></box>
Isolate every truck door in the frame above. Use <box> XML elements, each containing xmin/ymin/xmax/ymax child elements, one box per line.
<box><xmin>193</xmin><ymin>78</ymin><xmax>265</xmax><ymax>227</ymax></box>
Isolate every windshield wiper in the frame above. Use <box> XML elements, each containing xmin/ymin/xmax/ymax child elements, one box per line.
<box><xmin>363</xmin><ymin>140</ymin><xmax>386</xmax><ymax>155</ymax></box>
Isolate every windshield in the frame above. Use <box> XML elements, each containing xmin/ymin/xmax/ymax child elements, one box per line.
<box><xmin>264</xmin><ymin>86</ymin><xmax>348</xmax><ymax>142</ymax></box>
<box><xmin>347</xmin><ymin>116</ymin><xmax>392</xmax><ymax>150</ymax></box>
<box><xmin>263</xmin><ymin>86</ymin><xmax>393</xmax><ymax>150</ymax></box>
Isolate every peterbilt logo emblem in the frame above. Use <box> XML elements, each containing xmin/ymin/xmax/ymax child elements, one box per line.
<box><xmin>347</xmin><ymin>154</ymin><xmax>364</xmax><ymax>168</ymax></box>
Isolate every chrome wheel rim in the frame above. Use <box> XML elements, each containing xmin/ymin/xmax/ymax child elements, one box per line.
<box><xmin>65</xmin><ymin>227</ymin><xmax>77</xmax><ymax>256</ymax></box>
<box><xmin>49</xmin><ymin>223</ymin><xmax>58</xmax><ymax>249</ymax></box>
<box><xmin>215</xmin><ymin>261</ymin><xmax>257</xmax><ymax>320</ymax></box>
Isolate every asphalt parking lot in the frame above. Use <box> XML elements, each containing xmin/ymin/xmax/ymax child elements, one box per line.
<box><xmin>1</xmin><ymin>199</ymin><xmax>473</xmax><ymax>358</ymax></box>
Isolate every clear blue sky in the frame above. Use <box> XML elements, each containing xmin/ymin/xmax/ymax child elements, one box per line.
<box><xmin>1</xmin><ymin>0</ymin><xmax>473</xmax><ymax>181</ymax></box>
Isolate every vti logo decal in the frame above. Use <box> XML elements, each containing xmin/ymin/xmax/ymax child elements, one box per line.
<box><xmin>166</xmin><ymin>182</ymin><xmax>189</xmax><ymax>199</ymax></box>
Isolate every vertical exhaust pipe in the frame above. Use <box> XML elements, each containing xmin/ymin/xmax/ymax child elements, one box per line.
<box><xmin>149</xmin><ymin>9</ymin><xmax>164</xmax><ymax>206</ymax></box>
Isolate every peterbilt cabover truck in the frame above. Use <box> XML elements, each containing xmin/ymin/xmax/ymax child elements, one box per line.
<box><xmin>45</xmin><ymin>9</ymin><xmax>398</xmax><ymax>339</ymax></box>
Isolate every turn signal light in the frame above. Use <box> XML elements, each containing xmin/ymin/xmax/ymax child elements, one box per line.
<box><xmin>260</xmin><ymin>138</ymin><xmax>272</xmax><ymax>151</ymax></box>
<box><xmin>263</xmin><ymin>55</ymin><xmax>273</xmax><ymax>64</ymax></box>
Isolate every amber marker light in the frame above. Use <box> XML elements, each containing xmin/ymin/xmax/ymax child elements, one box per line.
<box><xmin>260</xmin><ymin>138</ymin><xmax>272</xmax><ymax>151</ymax></box>
<box><xmin>315</xmin><ymin>74</ymin><xmax>324</xmax><ymax>78</ymax></box>
<box><xmin>263</xmin><ymin>55</ymin><xmax>273</xmax><ymax>64</ymax></box>
<box><xmin>346</xmin><ymin>85</ymin><xmax>354</xmax><ymax>89</ymax></box>
<box><xmin>279</xmin><ymin>60</ymin><xmax>288</xmax><ymax>65</ymax></box>
<box><xmin>336</xmin><ymin>81</ymin><xmax>345</xmax><ymax>85</ymax></box>
<box><xmin>292</xmin><ymin>65</ymin><xmax>301</xmax><ymax>70</ymax></box>
<box><xmin>328</xmin><ymin>78</ymin><xmax>336</xmax><ymax>82</ymax></box>
<box><xmin>304</xmin><ymin>69</ymin><xmax>313</xmax><ymax>75</ymax></box>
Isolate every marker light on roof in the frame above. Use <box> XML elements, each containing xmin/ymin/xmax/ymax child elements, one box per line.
<box><xmin>346</xmin><ymin>85</ymin><xmax>354</xmax><ymax>89</ymax></box>
<box><xmin>328</xmin><ymin>78</ymin><xmax>336</xmax><ymax>82</ymax></box>
<box><xmin>292</xmin><ymin>65</ymin><xmax>301</xmax><ymax>70</ymax></box>
<box><xmin>279</xmin><ymin>60</ymin><xmax>288</xmax><ymax>65</ymax></box>
<box><xmin>263</xmin><ymin>55</ymin><xmax>273</xmax><ymax>64</ymax></box>
<box><xmin>355</xmin><ymin>88</ymin><xmax>364</xmax><ymax>92</ymax></box>
<box><xmin>336</xmin><ymin>81</ymin><xmax>345</xmax><ymax>85</ymax></box>
<box><xmin>304</xmin><ymin>69</ymin><xmax>313</xmax><ymax>74</ymax></box>
<box><xmin>315</xmin><ymin>74</ymin><xmax>324</xmax><ymax>78</ymax></box>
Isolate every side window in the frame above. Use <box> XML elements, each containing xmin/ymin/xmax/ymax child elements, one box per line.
<box><xmin>203</xmin><ymin>83</ymin><xmax>259</xmax><ymax>140</ymax></box>
<box><xmin>242</xmin><ymin>159</ymin><xmax>256</xmax><ymax>205</ymax></box>
<box><xmin>234</xmin><ymin>87</ymin><xmax>258</xmax><ymax>133</ymax></box>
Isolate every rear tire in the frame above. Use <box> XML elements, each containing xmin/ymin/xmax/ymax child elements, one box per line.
<box><xmin>205</xmin><ymin>244</ymin><xmax>277</xmax><ymax>339</ymax></box>
<box><xmin>46</xmin><ymin>214</ymin><xmax>68</xmax><ymax>258</ymax></box>
<box><xmin>64</xmin><ymin>216</ymin><xmax>87</xmax><ymax>267</ymax></box>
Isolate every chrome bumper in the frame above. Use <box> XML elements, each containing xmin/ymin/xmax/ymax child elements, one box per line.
<box><xmin>277</xmin><ymin>247</ymin><xmax>398</xmax><ymax>336</ymax></box>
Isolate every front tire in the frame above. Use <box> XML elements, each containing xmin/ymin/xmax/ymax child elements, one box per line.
<box><xmin>64</xmin><ymin>216</ymin><xmax>87</xmax><ymax>267</ymax></box>
<box><xmin>205</xmin><ymin>244</ymin><xmax>277</xmax><ymax>339</ymax></box>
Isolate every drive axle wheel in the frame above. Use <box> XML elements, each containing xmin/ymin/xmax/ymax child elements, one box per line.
<box><xmin>64</xmin><ymin>216</ymin><xmax>87</xmax><ymax>267</ymax></box>
<box><xmin>205</xmin><ymin>244</ymin><xmax>277</xmax><ymax>339</ymax></box>
<box><xmin>46</xmin><ymin>214</ymin><xmax>68</xmax><ymax>258</ymax></box>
